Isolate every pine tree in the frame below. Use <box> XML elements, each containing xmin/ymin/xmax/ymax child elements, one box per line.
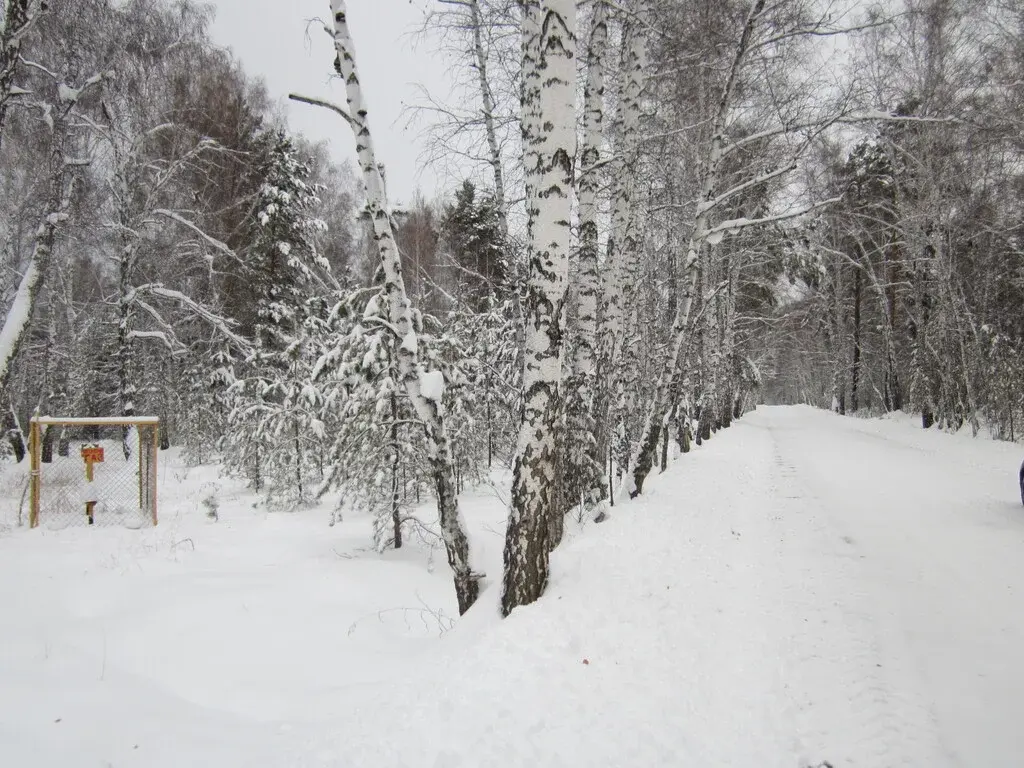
<box><xmin>224</xmin><ymin>130</ymin><xmax>332</xmax><ymax>505</ymax></box>
<box><xmin>439</xmin><ymin>180</ymin><xmax>507</xmax><ymax>310</ymax></box>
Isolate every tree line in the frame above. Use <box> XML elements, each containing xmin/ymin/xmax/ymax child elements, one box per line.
<box><xmin>3</xmin><ymin>0</ymin><xmax>1022</xmax><ymax>617</ymax></box>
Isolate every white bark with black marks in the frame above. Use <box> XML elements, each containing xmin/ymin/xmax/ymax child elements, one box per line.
<box><xmin>598</xmin><ymin>6</ymin><xmax>647</xmax><ymax>492</ymax></box>
<box><xmin>564</xmin><ymin>0</ymin><xmax>607</xmax><ymax>509</ymax></box>
<box><xmin>501</xmin><ymin>0</ymin><xmax>576</xmax><ymax>617</ymax></box>
<box><xmin>328</xmin><ymin>0</ymin><xmax>480</xmax><ymax>614</ymax></box>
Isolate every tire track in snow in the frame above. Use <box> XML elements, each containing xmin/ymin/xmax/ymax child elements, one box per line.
<box><xmin>755</xmin><ymin>424</ymin><xmax>953</xmax><ymax>768</ymax></box>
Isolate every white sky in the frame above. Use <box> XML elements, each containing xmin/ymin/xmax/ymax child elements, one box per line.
<box><xmin>207</xmin><ymin>0</ymin><xmax>456</xmax><ymax>205</ymax></box>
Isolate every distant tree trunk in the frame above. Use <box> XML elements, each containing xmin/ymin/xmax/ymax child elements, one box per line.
<box><xmin>828</xmin><ymin>254</ymin><xmax>846</xmax><ymax>413</ymax></box>
<box><xmin>502</xmin><ymin>0</ymin><xmax>575</xmax><ymax>617</ymax></box>
<box><xmin>909</xmin><ymin>241</ymin><xmax>935</xmax><ymax>428</ymax></box>
<box><xmin>851</xmin><ymin>266</ymin><xmax>862</xmax><ymax>412</ymax></box>
<box><xmin>117</xmin><ymin>231</ymin><xmax>136</xmax><ymax>459</ymax></box>
<box><xmin>2</xmin><ymin>398</ymin><xmax>25</xmax><ymax>461</ymax></box>
<box><xmin>41</xmin><ymin>424</ymin><xmax>56</xmax><ymax>463</ymax></box>
<box><xmin>660</xmin><ymin>404</ymin><xmax>671</xmax><ymax>470</ymax></box>
<box><xmin>36</xmin><ymin>298</ymin><xmax>59</xmax><ymax>462</ymax></box>
<box><xmin>629</xmin><ymin>0</ymin><xmax>767</xmax><ymax>497</ymax></box>
<box><xmin>327</xmin><ymin>0</ymin><xmax>479</xmax><ymax>613</ymax></box>
<box><xmin>390</xmin><ymin>390</ymin><xmax>402</xmax><ymax>549</ymax></box>
<box><xmin>884</xmin><ymin>252</ymin><xmax>902</xmax><ymax>411</ymax></box>
<box><xmin>467</xmin><ymin>0</ymin><xmax>507</xmax><ymax>235</ymax></box>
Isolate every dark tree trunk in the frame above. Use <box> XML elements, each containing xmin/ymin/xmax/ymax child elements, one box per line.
<box><xmin>851</xmin><ymin>268</ymin><xmax>862</xmax><ymax>412</ymax></box>
<box><xmin>4</xmin><ymin>400</ymin><xmax>24</xmax><ymax>462</ymax></box>
<box><xmin>41</xmin><ymin>424</ymin><xmax>54</xmax><ymax>463</ymax></box>
<box><xmin>660</xmin><ymin>415</ymin><xmax>669</xmax><ymax>472</ymax></box>
<box><xmin>680</xmin><ymin>421</ymin><xmax>692</xmax><ymax>453</ymax></box>
<box><xmin>390</xmin><ymin>392</ymin><xmax>402</xmax><ymax>549</ymax></box>
<box><xmin>434</xmin><ymin>456</ymin><xmax>479</xmax><ymax>614</ymax></box>
<box><xmin>630</xmin><ymin>419</ymin><xmax>660</xmax><ymax>497</ymax></box>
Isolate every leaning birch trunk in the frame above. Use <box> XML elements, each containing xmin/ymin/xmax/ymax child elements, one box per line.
<box><xmin>329</xmin><ymin>0</ymin><xmax>480</xmax><ymax>614</ymax></box>
<box><xmin>564</xmin><ymin>0</ymin><xmax>607</xmax><ymax>510</ymax></box>
<box><xmin>628</xmin><ymin>0</ymin><xmax>766</xmax><ymax>497</ymax></box>
<box><xmin>501</xmin><ymin>0</ymin><xmax>575</xmax><ymax>617</ymax></box>
<box><xmin>0</xmin><ymin>116</ymin><xmax>73</xmax><ymax>403</ymax></box>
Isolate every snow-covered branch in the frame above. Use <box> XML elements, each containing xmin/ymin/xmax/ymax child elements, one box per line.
<box><xmin>146</xmin><ymin>285</ymin><xmax>251</xmax><ymax>352</ymax></box>
<box><xmin>152</xmin><ymin>209</ymin><xmax>241</xmax><ymax>263</ymax></box>
<box><xmin>702</xmin><ymin>197</ymin><xmax>843</xmax><ymax>245</ymax></box>
<box><xmin>288</xmin><ymin>93</ymin><xmax>357</xmax><ymax>129</ymax></box>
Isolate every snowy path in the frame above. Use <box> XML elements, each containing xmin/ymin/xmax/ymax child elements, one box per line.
<box><xmin>307</xmin><ymin>406</ymin><xmax>1024</xmax><ymax>767</ymax></box>
<box><xmin>2</xmin><ymin>406</ymin><xmax>1023</xmax><ymax>766</ymax></box>
<box><xmin>747</xmin><ymin>406</ymin><xmax>1024</xmax><ymax>767</ymax></box>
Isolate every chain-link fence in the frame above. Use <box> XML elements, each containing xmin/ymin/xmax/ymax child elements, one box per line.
<box><xmin>29</xmin><ymin>417</ymin><xmax>158</xmax><ymax>529</ymax></box>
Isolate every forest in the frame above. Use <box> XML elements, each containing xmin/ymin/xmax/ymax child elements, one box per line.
<box><xmin>1</xmin><ymin>0</ymin><xmax>1022</xmax><ymax>617</ymax></box>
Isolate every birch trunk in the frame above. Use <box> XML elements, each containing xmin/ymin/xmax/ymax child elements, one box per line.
<box><xmin>909</xmin><ymin>237</ymin><xmax>935</xmax><ymax>427</ymax></box>
<box><xmin>564</xmin><ymin>0</ymin><xmax>607</xmax><ymax>509</ymax></box>
<box><xmin>329</xmin><ymin>0</ymin><xmax>480</xmax><ymax>614</ymax></box>
<box><xmin>501</xmin><ymin>0</ymin><xmax>575</xmax><ymax>617</ymax></box>
<box><xmin>828</xmin><ymin>252</ymin><xmax>846</xmax><ymax>414</ymax></box>
<box><xmin>468</xmin><ymin>0</ymin><xmax>508</xmax><ymax>235</ymax></box>
<box><xmin>117</xmin><ymin>242</ymin><xmax>136</xmax><ymax>457</ymax></box>
<box><xmin>719</xmin><ymin>251</ymin><xmax>739</xmax><ymax>427</ymax></box>
<box><xmin>0</xmin><ymin>120</ymin><xmax>73</xmax><ymax>402</ymax></box>
<box><xmin>519</xmin><ymin>0</ymin><xmax>541</xmax><ymax>247</ymax></box>
<box><xmin>628</xmin><ymin>0</ymin><xmax>766</xmax><ymax>497</ymax></box>
<box><xmin>598</xmin><ymin>11</ymin><xmax>646</xmax><ymax>488</ymax></box>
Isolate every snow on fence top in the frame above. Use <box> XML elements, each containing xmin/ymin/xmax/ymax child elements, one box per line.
<box><xmin>31</xmin><ymin>416</ymin><xmax>160</xmax><ymax>426</ymax></box>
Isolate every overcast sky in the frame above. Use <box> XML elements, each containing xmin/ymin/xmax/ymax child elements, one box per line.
<box><xmin>207</xmin><ymin>0</ymin><xmax>455</xmax><ymax>205</ymax></box>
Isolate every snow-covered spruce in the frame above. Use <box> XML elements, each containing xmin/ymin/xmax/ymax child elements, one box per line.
<box><xmin>222</xmin><ymin>131</ymin><xmax>331</xmax><ymax>506</ymax></box>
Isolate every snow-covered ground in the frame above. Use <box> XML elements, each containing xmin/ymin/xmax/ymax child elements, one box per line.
<box><xmin>1</xmin><ymin>405</ymin><xmax>1023</xmax><ymax>767</ymax></box>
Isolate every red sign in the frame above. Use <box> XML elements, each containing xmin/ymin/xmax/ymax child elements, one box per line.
<box><xmin>81</xmin><ymin>446</ymin><xmax>104</xmax><ymax>464</ymax></box>
<box><xmin>81</xmin><ymin>445</ymin><xmax>104</xmax><ymax>482</ymax></box>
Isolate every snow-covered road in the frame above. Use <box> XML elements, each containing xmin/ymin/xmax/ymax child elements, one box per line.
<box><xmin>735</xmin><ymin>406</ymin><xmax>1024</xmax><ymax>767</ymax></box>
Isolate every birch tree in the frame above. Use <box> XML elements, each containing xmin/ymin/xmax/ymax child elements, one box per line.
<box><xmin>0</xmin><ymin>67</ymin><xmax>104</xmax><ymax>404</ymax></box>
<box><xmin>501</xmin><ymin>0</ymin><xmax>575</xmax><ymax>617</ymax></box>
<box><xmin>563</xmin><ymin>0</ymin><xmax>607</xmax><ymax>511</ymax></box>
<box><xmin>296</xmin><ymin>0</ymin><xmax>481</xmax><ymax>614</ymax></box>
<box><xmin>627</xmin><ymin>0</ymin><xmax>858</xmax><ymax>495</ymax></box>
<box><xmin>421</xmin><ymin>0</ymin><xmax>519</xmax><ymax>232</ymax></box>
